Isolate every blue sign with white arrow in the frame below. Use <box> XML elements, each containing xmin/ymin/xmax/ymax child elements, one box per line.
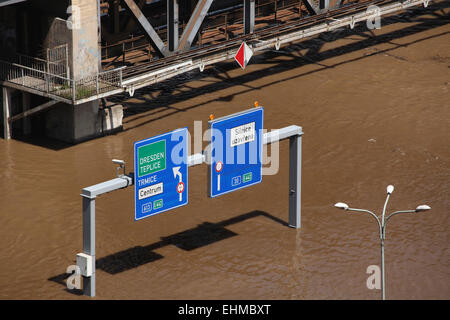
<box><xmin>208</xmin><ymin>107</ymin><xmax>264</xmax><ymax>198</ymax></box>
<box><xmin>134</xmin><ymin>128</ymin><xmax>188</xmax><ymax>220</ymax></box>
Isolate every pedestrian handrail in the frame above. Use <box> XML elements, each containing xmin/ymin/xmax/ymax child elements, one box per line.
<box><xmin>0</xmin><ymin>58</ymin><xmax>126</xmax><ymax>103</ymax></box>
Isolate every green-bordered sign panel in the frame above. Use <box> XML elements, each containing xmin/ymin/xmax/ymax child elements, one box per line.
<box><xmin>134</xmin><ymin>128</ymin><xmax>188</xmax><ymax>220</ymax></box>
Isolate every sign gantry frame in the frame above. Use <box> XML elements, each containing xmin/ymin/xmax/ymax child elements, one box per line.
<box><xmin>77</xmin><ymin>124</ymin><xmax>303</xmax><ymax>297</ymax></box>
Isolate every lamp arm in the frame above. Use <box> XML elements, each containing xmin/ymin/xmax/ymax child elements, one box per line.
<box><xmin>382</xmin><ymin>193</ymin><xmax>391</xmax><ymax>225</ymax></box>
<box><xmin>348</xmin><ymin>208</ymin><xmax>383</xmax><ymax>237</ymax></box>
<box><xmin>385</xmin><ymin>210</ymin><xmax>416</xmax><ymax>224</ymax></box>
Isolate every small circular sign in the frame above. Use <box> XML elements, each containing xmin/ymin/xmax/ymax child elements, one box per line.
<box><xmin>177</xmin><ymin>182</ymin><xmax>185</xmax><ymax>194</ymax></box>
<box><xmin>215</xmin><ymin>161</ymin><xmax>223</xmax><ymax>173</ymax></box>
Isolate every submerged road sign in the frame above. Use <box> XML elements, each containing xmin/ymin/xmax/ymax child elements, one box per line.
<box><xmin>134</xmin><ymin>128</ymin><xmax>188</xmax><ymax>220</ymax></box>
<box><xmin>208</xmin><ymin>107</ymin><xmax>264</xmax><ymax>198</ymax></box>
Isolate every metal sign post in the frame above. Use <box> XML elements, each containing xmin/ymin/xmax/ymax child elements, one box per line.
<box><xmin>76</xmin><ymin>121</ymin><xmax>303</xmax><ymax>297</ymax></box>
<box><xmin>79</xmin><ymin>176</ymin><xmax>133</xmax><ymax>297</ymax></box>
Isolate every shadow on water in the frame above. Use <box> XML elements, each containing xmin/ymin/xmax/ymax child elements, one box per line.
<box><xmin>48</xmin><ymin>210</ymin><xmax>288</xmax><ymax>293</ymax></box>
<box><xmin>116</xmin><ymin>2</ymin><xmax>449</xmax><ymax>131</ymax></box>
<box><xmin>8</xmin><ymin>2</ymin><xmax>449</xmax><ymax>150</ymax></box>
<box><xmin>12</xmin><ymin>134</ymin><xmax>73</xmax><ymax>151</ymax></box>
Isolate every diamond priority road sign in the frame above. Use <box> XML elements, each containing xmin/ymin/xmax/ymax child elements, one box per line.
<box><xmin>234</xmin><ymin>41</ymin><xmax>254</xmax><ymax>69</ymax></box>
<box><xmin>208</xmin><ymin>107</ymin><xmax>264</xmax><ymax>198</ymax></box>
<box><xmin>134</xmin><ymin>128</ymin><xmax>188</xmax><ymax>220</ymax></box>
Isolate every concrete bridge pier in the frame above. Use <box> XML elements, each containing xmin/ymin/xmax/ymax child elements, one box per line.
<box><xmin>1</xmin><ymin>0</ymin><xmax>123</xmax><ymax>143</ymax></box>
<box><xmin>45</xmin><ymin>101</ymin><xmax>123</xmax><ymax>144</ymax></box>
<box><xmin>2</xmin><ymin>87</ymin><xmax>11</xmax><ymax>140</ymax></box>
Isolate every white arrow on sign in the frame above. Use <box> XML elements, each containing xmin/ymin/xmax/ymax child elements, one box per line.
<box><xmin>172</xmin><ymin>166</ymin><xmax>183</xmax><ymax>201</ymax></box>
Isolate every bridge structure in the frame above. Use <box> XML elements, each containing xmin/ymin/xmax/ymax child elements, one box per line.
<box><xmin>0</xmin><ymin>0</ymin><xmax>434</xmax><ymax>143</ymax></box>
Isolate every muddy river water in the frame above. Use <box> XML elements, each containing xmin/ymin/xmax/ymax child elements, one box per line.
<box><xmin>0</xmin><ymin>2</ymin><xmax>449</xmax><ymax>299</ymax></box>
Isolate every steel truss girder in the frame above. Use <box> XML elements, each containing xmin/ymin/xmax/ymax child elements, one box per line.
<box><xmin>121</xmin><ymin>0</ymin><xmax>168</xmax><ymax>57</ymax></box>
<box><xmin>178</xmin><ymin>0</ymin><xmax>214</xmax><ymax>52</ymax></box>
<box><xmin>303</xmin><ymin>0</ymin><xmax>331</xmax><ymax>15</ymax></box>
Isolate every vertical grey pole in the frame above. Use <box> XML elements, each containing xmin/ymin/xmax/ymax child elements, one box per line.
<box><xmin>168</xmin><ymin>0</ymin><xmax>179</xmax><ymax>52</ymax></box>
<box><xmin>2</xmin><ymin>86</ymin><xmax>11</xmax><ymax>140</ymax></box>
<box><xmin>288</xmin><ymin>133</ymin><xmax>302</xmax><ymax>228</ymax></box>
<box><xmin>65</xmin><ymin>44</ymin><xmax>70</xmax><ymax>80</ymax></box>
<box><xmin>381</xmin><ymin>227</ymin><xmax>385</xmax><ymax>300</ymax></box>
<box><xmin>72</xmin><ymin>78</ymin><xmax>77</xmax><ymax>103</ymax></box>
<box><xmin>82</xmin><ymin>196</ymin><xmax>96</xmax><ymax>297</ymax></box>
<box><xmin>22</xmin><ymin>92</ymin><xmax>31</xmax><ymax>135</ymax></box>
<box><xmin>244</xmin><ymin>0</ymin><xmax>255</xmax><ymax>34</ymax></box>
<box><xmin>97</xmin><ymin>0</ymin><xmax>102</xmax><ymax>72</ymax></box>
<box><xmin>319</xmin><ymin>0</ymin><xmax>330</xmax><ymax>10</ymax></box>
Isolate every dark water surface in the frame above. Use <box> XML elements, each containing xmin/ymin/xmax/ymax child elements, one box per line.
<box><xmin>0</xmin><ymin>3</ymin><xmax>449</xmax><ymax>299</ymax></box>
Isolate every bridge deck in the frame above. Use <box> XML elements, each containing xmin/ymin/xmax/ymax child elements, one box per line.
<box><xmin>0</xmin><ymin>0</ymin><xmax>435</xmax><ymax>105</ymax></box>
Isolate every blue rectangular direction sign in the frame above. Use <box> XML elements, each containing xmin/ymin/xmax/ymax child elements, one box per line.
<box><xmin>208</xmin><ymin>107</ymin><xmax>264</xmax><ymax>198</ymax></box>
<box><xmin>134</xmin><ymin>128</ymin><xmax>188</xmax><ymax>220</ymax></box>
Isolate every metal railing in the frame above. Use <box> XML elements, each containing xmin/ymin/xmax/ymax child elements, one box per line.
<box><xmin>0</xmin><ymin>58</ymin><xmax>125</xmax><ymax>103</ymax></box>
<box><xmin>0</xmin><ymin>60</ymin><xmax>70</xmax><ymax>93</ymax></box>
<box><xmin>72</xmin><ymin>67</ymin><xmax>125</xmax><ymax>101</ymax></box>
<box><xmin>17</xmin><ymin>52</ymin><xmax>68</xmax><ymax>78</ymax></box>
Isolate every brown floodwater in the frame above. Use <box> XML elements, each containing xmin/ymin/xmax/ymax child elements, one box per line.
<box><xmin>0</xmin><ymin>2</ymin><xmax>449</xmax><ymax>300</ymax></box>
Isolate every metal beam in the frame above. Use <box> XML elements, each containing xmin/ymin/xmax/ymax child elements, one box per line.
<box><xmin>121</xmin><ymin>0</ymin><xmax>168</xmax><ymax>57</ymax></box>
<box><xmin>289</xmin><ymin>133</ymin><xmax>302</xmax><ymax>228</ymax></box>
<box><xmin>333</xmin><ymin>0</ymin><xmax>345</xmax><ymax>8</ymax></box>
<box><xmin>303</xmin><ymin>0</ymin><xmax>319</xmax><ymax>15</ymax></box>
<box><xmin>0</xmin><ymin>0</ymin><xmax>28</xmax><ymax>7</ymax></box>
<box><xmin>167</xmin><ymin>0</ymin><xmax>179</xmax><ymax>52</ymax></box>
<box><xmin>123</xmin><ymin>0</ymin><xmax>146</xmax><ymax>32</ymax></box>
<box><xmin>319</xmin><ymin>0</ymin><xmax>330</xmax><ymax>11</ymax></box>
<box><xmin>244</xmin><ymin>0</ymin><xmax>255</xmax><ymax>34</ymax></box>
<box><xmin>82</xmin><ymin>195</ymin><xmax>96</xmax><ymax>297</ymax></box>
<box><xmin>8</xmin><ymin>99</ymin><xmax>58</xmax><ymax>123</ymax></box>
<box><xmin>81</xmin><ymin>176</ymin><xmax>133</xmax><ymax>199</ymax></box>
<box><xmin>21</xmin><ymin>92</ymin><xmax>31</xmax><ymax>135</ymax></box>
<box><xmin>303</xmin><ymin>0</ymin><xmax>330</xmax><ymax>14</ymax></box>
<box><xmin>178</xmin><ymin>0</ymin><xmax>214</xmax><ymax>52</ymax></box>
<box><xmin>110</xmin><ymin>0</ymin><xmax>121</xmax><ymax>34</ymax></box>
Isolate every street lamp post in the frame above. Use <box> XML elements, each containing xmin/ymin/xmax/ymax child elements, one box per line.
<box><xmin>334</xmin><ymin>185</ymin><xmax>431</xmax><ymax>300</ymax></box>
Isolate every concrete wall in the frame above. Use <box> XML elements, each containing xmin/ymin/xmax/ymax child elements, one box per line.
<box><xmin>44</xmin><ymin>18</ymin><xmax>73</xmax><ymax>70</ymax></box>
<box><xmin>45</xmin><ymin>102</ymin><xmax>75</xmax><ymax>141</ymax></box>
<box><xmin>46</xmin><ymin>101</ymin><xmax>123</xmax><ymax>144</ymax></box>
<box><xmin>0</xmin><ymin>5</ymin><xmax>17</xmax><ymax>61</ymax></box>
<box><xmin>1</xmin><ymin>0</ymin><xmax>124</xmax><ymax>143</ymax></box>
<box><xmin>71</xmin><ymin>0</ymin><xmax>100</xmax><ymax>80</ymax></box>
<box><xmin>44</xmin><ymin>0</ymin><xmax>107</xmax><ymax>144</ymax></box>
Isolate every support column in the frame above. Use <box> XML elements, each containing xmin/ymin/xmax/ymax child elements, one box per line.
<box><xmin>97</xmin><ymin>0</ymin><xmax>102</xmax><ymax>72</ymax></box>
<box><xmin>319</xmin><ymin>0</ymin><xmax>330</xmax><ymax>11</ymax></box>
<box><xmin>244</xmin><ymin>0</ymin><xmax>255</xmax><ymax>34</ymax></box>
<box><xmin>71</xmin><ymin>0</ymin><xmax>100</xmax><ymax>80</ymax></box>
<box><xmin>110</xmin><ymin>0</ymin><xmax>120</xmax><ymax>34</ymax></box>
<box><xmin>22</xmin><ymin>92</ymin><xmax>31</xmax><ymax>135</ymax></box>
<box><xmin>82</xmin><ymin>195</ymin><xmax>96</xmax><ymax>297</ymax></box>
<box><xmin>289</xmin><ymin>133</ymin><xmax>302</xmax><ymax>228</ymax></box>
<box><xmin>2</xmin><ymin>87</ymin><xmax>11</xmax><ymax>140</ymax></box>
<box><xmin>167</xmin><ymin>0</ymin><xmax>179</xmax><ymax>52</ymax></box>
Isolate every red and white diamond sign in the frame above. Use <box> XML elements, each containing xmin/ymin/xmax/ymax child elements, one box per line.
<box><xmin>234</xmin><ymin>42</ymin><xmax>253</xmax><ymax>69</ymax></box>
